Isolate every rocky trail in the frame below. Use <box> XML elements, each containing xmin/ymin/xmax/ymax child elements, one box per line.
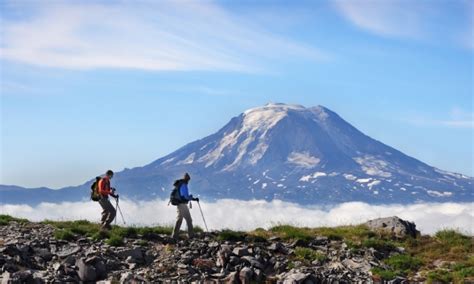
<box><xmin>0</xmin><ymin>216</ymin><xmax>472</xmax><ymax>283</ymax></box>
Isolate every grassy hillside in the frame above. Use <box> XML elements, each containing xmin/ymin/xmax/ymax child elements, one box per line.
<box><xmin>0</xmin><ymin>214</ymin><xmax>472</xmax><ymax>283</ymax></box>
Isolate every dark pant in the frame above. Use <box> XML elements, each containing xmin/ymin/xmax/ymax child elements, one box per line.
<box><xmin>99</xmin><ymin>197</ymin><xmax>116</xmax><ymax>229</ymax></box>
<box><xmin>172</xmin><ymin>203</ymin><xmax>194</xmax><ymax>239</ymax></box>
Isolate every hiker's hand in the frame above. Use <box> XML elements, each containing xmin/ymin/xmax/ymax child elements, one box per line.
<box><xmin>112</xmin><ymin>193</ymin><xmax>119</xmax><ymax>199</ymax></box>
<box><xmin>194</xmin><ymin>197</ymin><xmax>199</xmax><ymax>202</ymax></box>
<box><xmin>111</xmin><ymin>187</ymin><xmax>116</xmax><ymax>193</ymax></box>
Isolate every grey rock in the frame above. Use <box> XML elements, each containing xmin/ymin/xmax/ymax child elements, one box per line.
<box><xmin>239</xmin><ymin>267</ymin><xmax>253</xmax><ymax>284</ymax></box>
<box><xmin>56</xmin><ymin>245</ymin><xmax>81</xmax><ymax>258</ymax></box>
<box><xmin>241</xmin><ymin>256</ymin><xmax>264</xmax><ymax>269</ymax></box>
<box><xmin>76</xmin><ymin>258</ymin><xmax>96</xmax><ymax>281</ymax></box>
<box><xmin>34</xmin><ymin>248</ymin><xmax>53</xmax><ymax>261</ymax></box>
<box><xmin>116</xmin><ymin>248</ymin><xmax>143</xmax><ymax>263</ymax></box>
<box><xmin>268</xmin><ymin>242</ymin><xmax>287</xmax><ymax>254</ymax></box>
<box><xmin>232</xmin><ymin>246</ymin><xmax>249</xmax><ymax>257</ymax></box>
<box><xmin>388</xmin><ymin>276</ymin><xmax>408</xmax><ymax>284</ymax></box>
<box><xmin>289</xmin><ymin>239</ymin><xmax>308</xmax><ymax>248</ymax></box>
<box><xmin>86</xmin><ymin>256</ymin><xmax>107</xmax><ymax>280</ymax></box>
<box><xmin>223</xmin><ymin>271</ymin><xmax>238</xmax><ymax>283</ymax></box>
<box><xmin>342</xmin><ymin>258</ymin><xmax>371</xmax><ymax>273</ymax></box>
<box><xmin>1</xmin><ymin>272</ymin><xmax>12</xmax><ymax>284</ymax></box>
<box><xmin>120</xmin><ymin>272</ymin><xmax>146</xmax><ymax>283</ymax></box>
<box><xmin>365</xmin><ymin>216</ymin><xmax>419</xmax><ymax>238</ymax></box>
<box><xmin>283</xmin><ymin>272</ymin><xmax>309</xmax><ymax>283</ymax></box>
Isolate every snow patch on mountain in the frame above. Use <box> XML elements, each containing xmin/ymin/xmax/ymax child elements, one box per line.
<box><xmin>160</xmin><ymin>157</ymin><xmax>175</xmax><ymax>165</ymax></box>
<box><xmin>367</xmin><ymin>180</ymin><xmax>381</xmax><ymax>189</ymax></box>
<box><xmin>354</xmin><ymin>155</ymin><xmax>392</xmax><ymax>178</ymax></box>
<box><xmin>287</xmin><ymin>152</ymin><xmax>320</xmax><ymax>168</ymax></box>
<box><xmin>300</xmin><ymin>172</ymin><xmax>327</xmax><ymax>182</ymax></box>
<box><xmin>310</xmin><ymin>105</ymin><xmax>329</xmax><ymax>121</ymax></box>
<box><xmin>344</xmin><ymin>174</ymin><xmax>357</xmax><ymax>181</ymax></box>
<box><xmin>178</xmin><ymin>153</ymin><xmax>195</xmax><ymax>165</ymax></box>
<box><xmin>356</xmin><ymin>178</ymin><xmax>372</xmax><ymax>183</ymax></box>
<box><xmin>426</xmin><ymin>190</ymin><xmax>453</xmax><ymax>197</ymax></box>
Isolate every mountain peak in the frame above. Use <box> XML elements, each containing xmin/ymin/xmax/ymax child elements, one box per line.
<box><xmin>244</xmin><ymin>102</ymin><xmax>306</xmax><ymax>115</ymax></box>
<box><xmin>243</xmin><ymin>103</ymin><xmax>332</xmax><ymax>124</ymax></box>
<box><xmin>4</xmin><ymin>103</ymin><xmax>471</xmax><ymax>206</ymax></box>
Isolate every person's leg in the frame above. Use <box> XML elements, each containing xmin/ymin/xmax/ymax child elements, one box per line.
<box><xmin>172</xmin><ymin>204</ymin><xmax>184</xmax><ymax>239</ymax></box>
<box><xmin>98</xmin><ymin>198</ymin><xmax>109</xmax><ymax>229</ymax></box>
<box><xmin>103</xmin><ymin>198</ymin><xmax>116</xmax><ymax>229</ymax></box>
<box><xmin>181</xmin><ymin>204</ymin><xmax>194</xmax><ymax>238</ymax></box>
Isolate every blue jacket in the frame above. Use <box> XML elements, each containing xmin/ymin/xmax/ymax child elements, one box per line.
<box><xmin>179</xmin><ymin>183</ymin><xmax>192</xmax><ymax>201</ymax></box>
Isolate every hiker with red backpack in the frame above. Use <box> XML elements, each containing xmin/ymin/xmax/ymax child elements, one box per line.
<box><xmin>170</xmin><ymin>173</ymin><xmax>199</xmax><ymax>239</ymax></box>
<box><xmin>96</xmin><ymin>170</ymin><xmax>118</xmax><ymax>230</ymax></box>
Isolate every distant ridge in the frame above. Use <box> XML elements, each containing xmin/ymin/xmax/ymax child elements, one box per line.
<box><xmin>1</xmin><ymin>103</ymin><xmax>472</xmax><ymax>205</ymax></box>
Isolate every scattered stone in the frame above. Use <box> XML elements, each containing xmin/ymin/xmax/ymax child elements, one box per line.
<box><xmin>232</xmin><ymin>246</ymin><xmax>249</xmax><ymax>256</ymax></box>
<box><xmin>0</xmin><ymin>217</ymin><xmax>419</xmax><ymax>283</ymax></box>
<box><xmin>239</xmin><ymin>267</ymin><xmax>253</xmax><ymax>284</ymax></box>
<box><xmin>56</xmin><ymin>245</ymin><xmax>81</xmax><ymax>258</ymax></box>
<box><xmin>76</xmin><ymin>258</ymin><xmax>96</xmax><ymax>281</ymax></box>
<box><xmin>365</xmin><ymin>216</ymin><xmax>419</xmax><ymax>238</ymax></box>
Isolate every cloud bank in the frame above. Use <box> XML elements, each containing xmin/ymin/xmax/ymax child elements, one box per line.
<box><xmin>1</xmin><ymin>199</ymin><xmax>472</xmax><ymax>235</ymax></box>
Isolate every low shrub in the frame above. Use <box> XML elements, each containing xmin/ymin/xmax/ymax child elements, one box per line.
<box><xmin>0</xmin><ymin>214</ymin><xmax>28</xmax><ymax>225</ymax></box>
<box><xmin>54</xmin><ymin>229</ymin><xmax>75</xmax><ymax>241</ymax></box>
<box><xmin>106</xmin><ymin>235</ymin><xmax>124</xmax><ymax>247</ymax></box>
<box><xmin>294</xmin><ymin>247</ymin><xmax>327</xmax><ymax>263</ymax></box>
<box><xmin>217</xmin><ymin>230</ymin><xmax>246</xmax><ymax>241</ymax></box>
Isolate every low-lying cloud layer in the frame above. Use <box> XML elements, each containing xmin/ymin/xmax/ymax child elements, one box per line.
<box><xmin>1</xmin><ymin>199</ymin><xmax>472</xmax><ymax>235</ymax></box>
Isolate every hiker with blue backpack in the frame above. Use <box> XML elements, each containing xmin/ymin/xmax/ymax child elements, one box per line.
<box><xmin>170</xmin><ymin>173</ymin><xmax>199</xmax><ymax>239</ymax></box>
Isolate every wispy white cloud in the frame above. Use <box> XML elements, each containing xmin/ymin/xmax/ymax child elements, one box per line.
<box><xmin>1</xmin><ymin>199</ymin><xmax>472</xmax><ymax>235</ymax></box>
<box><xmin>333</xmin><ymin>0</ymin><xmax>473</xmax><ymax>50</ymax></box>
<box><xmin>0</xmin><ymin>1</ymin><xmax>325</xmax><ymax>72</ymax></box>
<box><xmin>333</xmin><ymin>0</ymin><xmax>424</xmax><ymax>38</ymax></box>
<box><xmin>403</xmin><ymin>107</ymin><xmax>474</xmax><ymax>129</ymax></box>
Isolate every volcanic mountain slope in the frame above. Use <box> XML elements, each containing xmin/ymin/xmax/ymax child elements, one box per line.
<box><xmin>1</xmin><ymin>103</ymin><xmax>472</xmax><ymax>205</ymax></box>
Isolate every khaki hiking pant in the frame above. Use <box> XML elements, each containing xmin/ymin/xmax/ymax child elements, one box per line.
<box><xmin>99</xmin><ymin>197</ymin><xmax>116</xmax><ymax>229</ymax></box>
<box><xmin>172</xmin><ymin>203</ymin><xmax>194</xmax><ymax>239</ymax></box>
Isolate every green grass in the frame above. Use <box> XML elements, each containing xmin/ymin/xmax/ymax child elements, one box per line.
<box><xmin>371</xmin><ymin>267</ymin><xmax>399</xmax><ymax>280</ymax></box>
<box><xmin>217</xmin><ymin>229</ymin><xmax>246</xmax><ymax>241</ymax></box>
<box><xmin>385</xmin><ymin>254</ymin><xmax>423</xmax><ymax>271</ymax></box>
<box><xmin>106</xmin><ymin>235</ymin><xmax>124</xmax><ymax>247</ymax></box>
<box><xmin>54</xmin><ymin>229</ymin><xmax>75</xmax><ymax>241</ymax></box>
<box><xmin>371</xmin><ymin>254</ymin><xmax>422</xmax><ymax>280</ymax></box>
<box><xmin>426</xmin><ymin>269</ymin><xmax>453</xmax><ymax>283</ymax></box>
<box><xmin>294</xmin><ymin>247</ymin><xmax>327</xmax><ymax>263</ymax></box>
<box><xmin>435</xmin><ymin>230</ymin><xmax>472</xmax><ymax>250</ymax></box>
<box><xmin>269</xmin><ymin>225</ymin><xmax>313</xmax><ymax>241</ymax></box>
<box><xmin>362</xmin><ymin>238</ymin><xmax>397</xmax><ymax>251</ymax></box>
<box><xmin>0</xmin><ymin>214</ymin><xmax>29</xmax><ymax>226</ymax></box>
<box><xmin>266</xmin><ymin>224</ymin><xmax>376</xmax><ymax>243</ymax></box>
<box><xmin>42</xmin><ymin>219</ymin><xmax>100</xmax><ymax>237</ymax></box>
<box><xmin>402</xmin><ymin>229</ymin><xmax>473</xmax><ymax>274</ymax></box>
<box><xmin>2</xmin><ymin>214</ymin><xmax>473</xmax><ymax>282</ymax></box>
<box><xmin>426</xmin><ymin>257</ymin><xmax>474</xmax><ymax>283</ymax></box>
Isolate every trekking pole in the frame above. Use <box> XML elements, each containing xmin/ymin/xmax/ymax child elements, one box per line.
<box><xmin>116</xmin><ymin>196</ymin><xmax>126</xmax><ymax>225</ymax></box>
<box><xmin>114</xmin><ymin>198</ymin><xmax>118</xmax><ymax>225</ymax></box>
<box><xmin>196</xmin><ymin>200</ymin><xmax>209</xmax><ymax>232</ymax></box>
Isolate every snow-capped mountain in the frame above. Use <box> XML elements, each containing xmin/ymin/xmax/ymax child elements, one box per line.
<box><xmin>2</xmin><ymin>103</ymin><xmax>472</xmax><ymax>205</ymax></box>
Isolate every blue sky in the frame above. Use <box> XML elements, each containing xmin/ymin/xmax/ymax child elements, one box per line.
<box><xmin>1</xmin><ymin>0</ymin><xmax>472</xmax><ymax>188</ymax></box>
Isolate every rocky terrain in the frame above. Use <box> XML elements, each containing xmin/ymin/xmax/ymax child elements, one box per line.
<box><xmin>0</xmin><ymin>215</ymin><xmax>472</xmax><ymax>283</ymax></box>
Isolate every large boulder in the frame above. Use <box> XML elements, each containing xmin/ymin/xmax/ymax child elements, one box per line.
<box><xmin>365</xmin><ymin>216</ymin><xmax>419</xmax><ymax>238</ymax></box>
